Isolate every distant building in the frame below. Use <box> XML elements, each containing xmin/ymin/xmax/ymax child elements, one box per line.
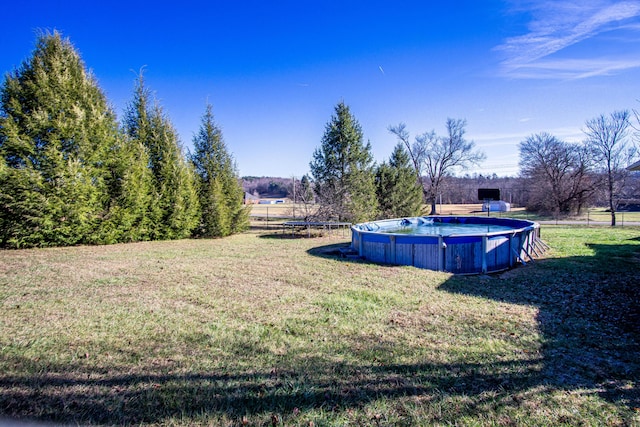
<box><xmin>258</xmin><ymin>199</ymin><xmax>286</xmax><ymax>204</ymax></box>
<box><xmin>243</xmin><ymin>192</ymin><xmax>260</xmax><ymax>204</ymax></box>
<box><xmin>482</xmin><ymin>200</ymin><xmax>511</xmax><ymax>212</ymax></box>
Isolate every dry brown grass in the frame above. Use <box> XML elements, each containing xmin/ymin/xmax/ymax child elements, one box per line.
<box><xmin>248</xmin><ymin>203</ymin><xmax>535</xmax><ymax>219</ymax></box>
<box><xmin>0</xmin><ymin>226</ymin><xmax>638</xmax><ymax>425</ymax></box>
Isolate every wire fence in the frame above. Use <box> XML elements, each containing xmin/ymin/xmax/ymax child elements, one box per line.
<box><xmin>248</xmin><ymin>203</ymin><xmax>640</xmax><ymax>230</ymax></box>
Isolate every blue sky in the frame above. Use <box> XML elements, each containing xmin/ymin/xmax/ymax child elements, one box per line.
<box><xmin>3</xmin><ymin>0</ymin><xmax>640</xmax><ymax>177</ymax></box>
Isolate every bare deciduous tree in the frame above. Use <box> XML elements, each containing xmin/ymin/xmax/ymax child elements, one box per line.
<box><xmin>519</xmin><ymin>133</ymin><xmax>596</xmax><ymax>216</ymax></box>
<box><xmin>290</xmin><ymin>174</ymin><xmax>316</xmax><ymax>221</ymax></box>
<box><xmin>389</xmin><ymin>118</ymin><xmax>485</xmax><ymax>215</ymax></box>
<box><xmin>584</xmin><ymin>110</ymin><xmax>636</xmax><ymax>226</ymax></box>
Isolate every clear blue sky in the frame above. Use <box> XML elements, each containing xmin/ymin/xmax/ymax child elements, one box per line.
<box><xmin>3</xmin><ymin>0</ymin><xmax>640</xmax><ymax>177</ymax></box>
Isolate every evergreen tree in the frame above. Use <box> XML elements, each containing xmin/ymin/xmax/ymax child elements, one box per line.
<box><xmin>149</xmin><ymin>103</ymin><xmax>200</xmax><ymax>239</ymax></box>
<box><xmin>309</xmin><ymin>102</ymin><xmax>378</xmax><ymax>223</ymax></box>
<box><xmin>98</xmin><ymin>134</ymin><xmax>155</xmax><ymax>243</ymax></box>
<box><xmin>191</xmin><ymin>104</ymin><xmax>249</xmax><ymax>237</ymax></box>
<box><xmin>299</xmin><ymin>175</ymin><xmax>314</xmax><ymax>202</ymax></box>
<box><xmin>122</xmin><ymin>73</ymin><xmax>199</xmax><ymax>240</ymax></box>
<box><xmin>376</xmin><ymin>143</ymin><xmax>424</xmax><ymax>219</ymax></box>
<box><xmin>0</xmin><ymin>31</ymin><xmax>121</xmax><ymax>247</ymax></box>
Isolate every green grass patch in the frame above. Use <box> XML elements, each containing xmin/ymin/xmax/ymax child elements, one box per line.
<box><xmin>0</xmin><ymin>226</ymin><xmax>639</xmax><ymax>425</ymax></box>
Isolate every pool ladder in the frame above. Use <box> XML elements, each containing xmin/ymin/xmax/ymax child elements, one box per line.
<box><xmin>514</xmin><ymin>233</ymin><xmax>549</xmax><ymax>265</ymax></box>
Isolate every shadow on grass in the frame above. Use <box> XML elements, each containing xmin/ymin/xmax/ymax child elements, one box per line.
<box><xmin>257</xmin><ymin>233</ymin><xmax>343</xmax><ymax>240</ymax></box>
<box><xmin>0</xmin><ymin>354</ymin><xmax>543</xmax><ymax>425</ymax></box>
<box><xmin>1</xmin><ymin>239</ymin><xmax>638</xmax><ymax>425</ymax></box>
<box><xmin>305</xmin><ymin>237</ymin><xmax>640</xmax><ymax>409</ymax></box>
<box><xmin>440</xmin><ymin>240</ymin><xmax>640</xmax><ymax>409</ymax></box>
<box><xmin>306</xmin><ymin>242</ymin><xmax>353</xmax><ymax>258</ymax></box>
<box><xmin>258</xmin><ymin>232</ymin><xmax>351</xmax><ymax>240</ymax></box>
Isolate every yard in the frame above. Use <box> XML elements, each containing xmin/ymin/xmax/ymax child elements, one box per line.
<box><xmin>0</xmin><ymin>225</ymin><xmax>638</xmax><ymax>425</ymax></box>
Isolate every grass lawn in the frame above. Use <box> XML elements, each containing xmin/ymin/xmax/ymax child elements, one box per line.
<box><xmin>0</xmin><ymin>225</ymin><xmax>639</xmax><ymax>426</ymax></box>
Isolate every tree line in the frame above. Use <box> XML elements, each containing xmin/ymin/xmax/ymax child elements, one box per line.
<box><xmin>0</xmin><ymin>31</ymin><xmax>248</xmax><ymax>248</ymax></box>
<box><xmin>3</xmin><ymin>32</ymin><xmax>639</xmax><ymax>248</ymax></box>
<box><xmin>519</xmin><ymin>111</ymin><xmax>638</xmax><ymax>225</ymax></box>
<box><xmin>306</xmin><ymin>102</ymin><xmax>483</xmax><ymax>223</ymax></box>
<box><xmin>305</xmin><ymin>104</ymin><xmax>639</xmax><ymax>226</ymax></box>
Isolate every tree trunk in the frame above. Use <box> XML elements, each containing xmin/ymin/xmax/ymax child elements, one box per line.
<box><xmin>610</xmin><ymin>204</ymin><xmax>616</xmax><ymax>227</ymax></box>
<box><xmin>429</xmin><ymin>199</ymin><xmax>437</xmax><ymax>215</ymax></box>
<box><xmin>609</xmin><ymin>175</ymin><xmax>616</xmax><ymax>227</ymax></box>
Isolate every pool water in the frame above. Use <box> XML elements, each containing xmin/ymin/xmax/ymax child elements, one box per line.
<box><xmin>380</xmin><ymin>222</ymin><xmax>514</xmax><ymax>236</ymax></box>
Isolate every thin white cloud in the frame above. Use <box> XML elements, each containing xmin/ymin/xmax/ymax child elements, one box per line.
<box><xmin>507</xmin><ymin>57</ymin><xmax>640</xmax><ymax>79</ymax></box>
<box><xmin>496</xmin><ymin>0</ymin><xmax>640</xmax><ymax>78</ymax></box>
<box><xmin>469</xmin><ymin>125</ymin><xmax>586</xmax><ymax>176</ymax></box>
<box><xmin>473</xmin><ymin>132</ymin><xmax>530</xmax><ymax>146</ymax></box>
<box><xmin>472</xmin><ymin>126</ymin><xmax>584</xmax><ymax>146</ymax></box>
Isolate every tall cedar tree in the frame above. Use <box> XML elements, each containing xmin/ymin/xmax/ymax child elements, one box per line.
<box><xmin>122</xmin><ymin>73</ymin><xmax>199</xmax><ymax>240</ymax></box>
<box><xmin>310</xmin><ymin>102</ymin><xmax>378</xmax><ymax>223</ymax></box>
<box><xmin>0</xmin><ymin>31</ymin><xmax>123</xmax><ymax>247</ymax></box>
<box><xmin>376</xmin><ymin>143</ymin><xmax>424</xmax><ymax>219</ymax></box>
<box><xmin>191</xmin><ymin>104</ymin><xmax>249</xmax><ymax>237</ymax></box>
<box><xmin>100</xmin><ymin>134</ymin><xmax>155</xmax><ymax>243</ymax></box>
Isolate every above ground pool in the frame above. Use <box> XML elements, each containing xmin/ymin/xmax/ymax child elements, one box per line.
<box><xmin>351</xmin><ymin>216</ymin><xmax>543</xmax><ymax>274</ymax></box>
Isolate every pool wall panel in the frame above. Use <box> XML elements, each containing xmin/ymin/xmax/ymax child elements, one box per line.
<box><xmin>444</xmin><ymin>239</ymin><xmax>482</xmax><ymax>274</ymax></box>
<box><xmin>486</xmin><ymin>235</ymin><xmax>511</xmax><ymax>271</ymax></box>
<box><xmin>395</xmin><ymin>243</ymin><xmax>414</xmax><ymax>266</ymax></box>
<box><xmin>413</xmin><ymin>242</ymin><xmax>441</xmax><ymax>270</ymax></box>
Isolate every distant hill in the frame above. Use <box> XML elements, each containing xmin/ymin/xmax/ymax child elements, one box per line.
<box><xmin>242</xmin><ymin>176</ymin><xmax>291</xmax><ymax>198</ymax></box>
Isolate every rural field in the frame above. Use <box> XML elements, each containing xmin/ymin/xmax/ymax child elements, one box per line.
<box><xmin>248</xmin><ymin>203</ymin><xmax>493</xmax><ymax>219</ymax></box>
<box><xmin>0</xmin><ymin>222</ymin><xmax>639</xmax><ymax>426</ymax></box>
<box><xmin>250</xmin><ymin>202</ymin><xmax>640</xmax><ymax>225</ymax></box>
